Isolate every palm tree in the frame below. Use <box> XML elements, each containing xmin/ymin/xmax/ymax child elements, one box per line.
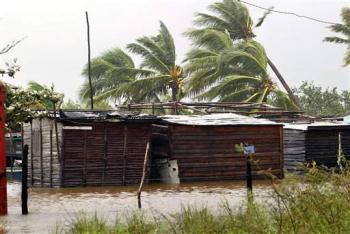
<box><xmin>80</xmin><ymin>48</ymin><xmax>144</xmax><ymax>105</ymax></box>
<box><xmin>126</xmin><ymin>21</ymin><xmax>184</xmax><ymax>102</ymax></box>
<box><xmin>324</xmin><ymin>7</ymin><xmax>350</xmax><ymax>66</ymax></box>
<box><xmin>185</xmin><ymin>30</ymin><xmax>296</xmax><ymax>109</ymax></box>
<box><xmin>187</xmin><ymin>0</ymin><xmax>301</xmax><ymax>108</ymax></box>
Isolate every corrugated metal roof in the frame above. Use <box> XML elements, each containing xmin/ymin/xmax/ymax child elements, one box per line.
<box><xmin>59</xmin><ymin>110</ymin><xmax>157</xmax><ymax>122</ymax></box>
<box><xmin>284</xmin><ymin>121</ymin><xmax>350</xmax><ymax>131</ymax></box>
<box><xmin>161</xmin><ymin>113</ymin><xmax>282</xmax><ymax>126</ymax></box>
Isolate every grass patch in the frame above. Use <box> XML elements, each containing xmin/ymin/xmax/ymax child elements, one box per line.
<box><xmin>61</xmin><ymin>166</ymin><xmax>350</xmax><ymax>234</ymax></box>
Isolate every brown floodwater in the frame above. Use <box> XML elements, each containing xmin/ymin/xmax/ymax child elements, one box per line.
<box><xmin>0</xmin><ymin>180</ymin><xmax>272</xmax><ymax>234</ymax></box>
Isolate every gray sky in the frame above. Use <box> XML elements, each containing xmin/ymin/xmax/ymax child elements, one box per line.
<box><xmin>1</xmin><ymin>0</ymin><xmax>349</xmax><ymax>101</ymax></box>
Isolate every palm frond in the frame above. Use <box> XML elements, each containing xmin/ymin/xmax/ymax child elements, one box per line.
<box><xmin>127</xmin><ymin>43</ymin><xmax>169</xmax><ymax>73</ymax></box>
<box><xmin>324</xmin><ymin>36</ymin><xmax>349</xmax><ymax>44</ymax></box>
<box><xmin>185</xmin><ymin>28</ymin><xmax>233</xmax><ymax>52</ymax></box>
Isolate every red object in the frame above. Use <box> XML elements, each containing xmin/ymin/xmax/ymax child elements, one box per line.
<box><xmin>0</xmin><ymin>83</ymin><xmax>7</xmax><ymax>215</ymax></box>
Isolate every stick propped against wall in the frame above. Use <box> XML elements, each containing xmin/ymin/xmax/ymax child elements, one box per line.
<box><xmin>137</xmin><ymin>142</ymin><xmax>150</xmax><ymax>209</ymax></box>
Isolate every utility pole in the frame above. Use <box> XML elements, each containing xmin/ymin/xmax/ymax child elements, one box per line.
<box><xmin>0</xmin><ymin>83</ymin><xmax>8</xmax><ymax>215</ymax></box>
<box><xmin>86</xmin><ymin>11</ymin><xmax>93</xmax><ymax>110</ymax></box>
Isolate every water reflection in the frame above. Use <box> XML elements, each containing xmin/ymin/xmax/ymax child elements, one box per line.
<box><xmin>1</xmin><ymin>180</ymin><xmax>272</xmax><ymax>233</ymax></box>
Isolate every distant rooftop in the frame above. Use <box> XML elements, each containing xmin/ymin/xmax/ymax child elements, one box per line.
<box><xmin>160</xmin><ymin>113</ymin><xmax>282</xmax><ymax>126</ymax></box>
<box><xmin>58</xmin><ymin>110</ymin><xmax>157</xmax><ymax>122</ymax></box>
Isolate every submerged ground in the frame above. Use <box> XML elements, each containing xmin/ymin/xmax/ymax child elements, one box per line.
<box><xmin>1</xmin><ymin>180</ymin><xmax>271</xmax><ymax>233</ymax></box>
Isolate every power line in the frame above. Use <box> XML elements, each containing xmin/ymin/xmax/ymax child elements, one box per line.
<box><xmin>240</xmin><ymin>0</ymin><xmax>340</xmax><ymax>25</ymax></box>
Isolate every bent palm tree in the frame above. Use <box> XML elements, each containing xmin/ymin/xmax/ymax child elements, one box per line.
<box><xmin>188</xmin><ymin>0</ymin><xmax>301</xmax><ymax>108</ymax></box>
<box><xmin>185</xmin><ymin>30</ymin><xmax>297</xmax><ymax>109</ymax></box>
<box><xmin>126</xmin><ymin>21</ymin><xmax>184</xmax><ymax>102</ymax></box>
<box><xmin>80</xmin><ymin>48</ymin><xmax>143</xmax><ymax>105</ymax></box>
<box><xmin>324</xmin><ymin>7</ymin><xmax>350</xmax><ymax>66</ymax></box>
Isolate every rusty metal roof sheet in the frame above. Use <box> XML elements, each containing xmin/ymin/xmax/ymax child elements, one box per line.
<box><xmin>161</xmin><ymin>113</ymin><xmax>282</xmax><ymax>126</ymax></box>
<box><xmin>59</xmin><ymin>110</ymin><xmax>157</xmax><ymax>122</ymax></box>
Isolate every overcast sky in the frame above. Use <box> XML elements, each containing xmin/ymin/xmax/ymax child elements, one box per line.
<box><xmin>1</xmin><ymin>0</ymin><xmax>349</xmax><ymax>101</ymax></box>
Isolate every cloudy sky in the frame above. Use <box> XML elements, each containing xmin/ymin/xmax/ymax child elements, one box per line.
<box><xmin>1</xmin><ymin>0</ymin><xmax>349</xmax><ymax>101</ymax></box>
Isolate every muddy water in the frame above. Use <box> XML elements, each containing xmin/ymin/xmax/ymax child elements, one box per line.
<box><xmin>0</xmin><ymin>180</ymin><xmax>272</xmax><ymax>234</ymax></box>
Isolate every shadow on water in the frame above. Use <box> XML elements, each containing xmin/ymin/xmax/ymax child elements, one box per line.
<box><xmin>1</xmin><ymin>180</ymin><xmax>272</xmax><ymax>233</ymax></box>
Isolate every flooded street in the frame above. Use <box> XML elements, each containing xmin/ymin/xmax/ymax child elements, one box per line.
<box><xmin>0</xmin><ymin>180</ymin><xmax>272</xmax><ymax>233</ymax></box>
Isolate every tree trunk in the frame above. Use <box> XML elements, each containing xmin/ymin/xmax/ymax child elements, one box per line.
<box><xmin>267</xmin><ymin>57</ymin><xmax>302</xmax><ymax>110</ymax></box>
<box><xmin>171</xmin><ymin>84</ymin><xmax>178</xmax><ymax>102</ymax></box>
<box><xmin>171</xmin><ymin>84</ymin><xmax>178</xmax><ymax>114</ymax></box>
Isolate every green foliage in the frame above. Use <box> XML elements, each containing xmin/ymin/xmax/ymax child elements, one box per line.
<box><xmin>80</xmin><ymin>48</ymin><xmax>138</xmax><ymax>105</ymax></box>
<box><xmin>63</xmin><ymin>167</ymin><xmax>350</xmax><ymax>234</ymax></box>
<box><xmin>184</xmin><ymin>0</ymin><xmax>297</xmax><ymax>110</ymax></box>
<box><xmin>291</xmin><ymin>81</ymin><xmax>350</xmax><ymax>117</ymax></box>
<box><xmin>5</xmin><ymin>81</ymin><xmax>63</xmax><ymax>130</ymax></box>
<box><xmin>68</xmin><ymin>212</ymin><xmax>108</xmax><ymax>234</ymax></box>
<box><xmin>80</xmin><ymin>22</ymin><xmax>183</xmax><ymax>105</ymax></box>
<box><xmin>324</xmin><ymin>7</ymin><xmax>350</xmax><ymax>66</ymax></box>
<box><xmin>186</xmin><ymin>0</ymin><xmax>298</xmax><ymax>110</ymax></box>
<box><xmin>125</xmin><ymin>21</ymin><xmax>183</xmax><ymax>102</ymax></box>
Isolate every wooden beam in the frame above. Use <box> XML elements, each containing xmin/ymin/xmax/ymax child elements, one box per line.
<box><xmin>40</xmin><ymin>119</ymin><xmax>43</xmax><ymax>187</ymax></box>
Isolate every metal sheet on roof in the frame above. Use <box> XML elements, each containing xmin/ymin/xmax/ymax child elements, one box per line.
<box><xmin>59</xmin><ymin>110</ymin><xmax>157</xmax><ymax>122</ymax></box>
<box><xmin>284</xmin><ymin>121</ymin><xmax>350</xmax><ymax>131</ymax></box>
<box><xmin>161</xmin><ymin>113</ymin><xmax>282</xmax><ymax>126</ymax></box>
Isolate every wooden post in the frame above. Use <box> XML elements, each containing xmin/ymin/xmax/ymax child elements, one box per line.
<box><xmin>0</xmin><ymin>83</ymin><xmax>7</xmax><ymax>215</ymax></box>
<box><xmin>85</xmin><ymin>11</ymin><xmax>94</xmax><ymax>110</ymax></box>
<box><xmin>246</xmin><ymin>154</ymin><xmax>253</xmax><ymax>203</ymax></box>
<box><xmin>39</xmin><ymin>119</ymin><xmax>43</xmax><ymax>187</ymax></box>
<box><xmin>246</xmin><ymin>154</ymin><xmax>253</xmax><ymax>192</ymax></box>
<box><xmin>22</xmin><ymin>144</ymin><xmax>28</xmax><ymax>215</ymax></box>
<box><xmin>53</xmin><ymin>102</ymin><xmax>60</xmax><ymax>163</ymax></box>
<box><xmin>137</xmin><ymin>142</ymin><xmax>150</xmax><ymax>209</ymax></box>
<box><xmin>30</xmin><ymin>122</ymin><xmax>34</xmax><ymax>185</ymax></box>
<box><xmin>50</xmin><ymin>129</ymin><xmax>53</xmax><ymax>188</ymax></box>
<box><xmin>122</xmin><ymin>125</ymin><xmax>128</xmax><ymax>185</ymax></box>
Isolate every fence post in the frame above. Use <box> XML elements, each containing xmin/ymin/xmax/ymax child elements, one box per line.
<box><xmin>246</xmin><ymin>154</ymin><xmax>253</xmax><ymax>202</ymax></box>
<box><xmin>22</xmin><ymin>144</ymin><xmax>28</xmax><ymax>214</ymax></box>
<box><xmin>0</xmin><ymin>83</ymin><xmax>7</xmax><ymax>215</ymax></box>
<box><xmin>137</xmin><ymin>142</ymin><xmax>150</xmax><ymax>209</ymax></box>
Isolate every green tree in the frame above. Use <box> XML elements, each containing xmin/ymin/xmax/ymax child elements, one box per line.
<box><xmin>186</xmin><ymin>0</ymin><xmax>300</xmax><ymax>108</ymax></box>
<box><xmin>5</xmin><ymin>81</ymin><xmax>63</xmax><ymax>130</ymax></box>
<box><xmin>126</xmin><ymin>21</ymin><xmax>184</xmax><ymax>102</ymax></box>
<box><xmin>324</xmin><ymin>7</ymin><xmax>350</xmax><ymax>65</ymax></box>
<box><xmin>185</xmin><ymin>27</ymin><xmax>296</xmax><ymax>109</ymax></box>
<box><xmin>293</xmin><ymin>81</ymin><xmax>350</xmax><ymax>117</ymax></box>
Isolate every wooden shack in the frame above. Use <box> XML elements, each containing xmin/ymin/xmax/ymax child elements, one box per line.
<box><xmin>283</xmin><ymin>122</ymin><xmax>350</xmax><ymax>171</ymax></box>
<box><xmin>283</xmin><ymin>124</ymin><xmax>307</xmax><ymax>173</ymax></box>
<box><xmin>151</xmin><ymin>114</ymin><xmax>284</xmax><ymax>182</ymax></box>
<box><xmin>306</xmin><ymin>124</ymin><xmax>350</xmax><ymax>167</ymax></box>
<box><xmin>23</xmin><ymin>110</ymin><xmax>156</xmax><ymax>187</ymax></box>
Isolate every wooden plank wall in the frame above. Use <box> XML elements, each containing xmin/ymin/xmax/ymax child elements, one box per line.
<box><xmin>23</xmin><ymin>118</ymin><xmax>62</xmax><ymax>187</ymax></box>
<box><xmin>166</xmin><ymin>125</ymin><xmax>283</xmax><ymax>182</ymax></box>
<box><xmin>306</xmin><ymin>129</ymin><xmax>350</xmax><ymax>168</ymax></box>
<box><xmin>62</xmin><ymin>122</ymin><xmax>152</xmax><ymax>187</ymax></box>
<box><xmin>284</xmin><ymin>129</ymin><xmax>305</xmax><ymax>172</ymax></box>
